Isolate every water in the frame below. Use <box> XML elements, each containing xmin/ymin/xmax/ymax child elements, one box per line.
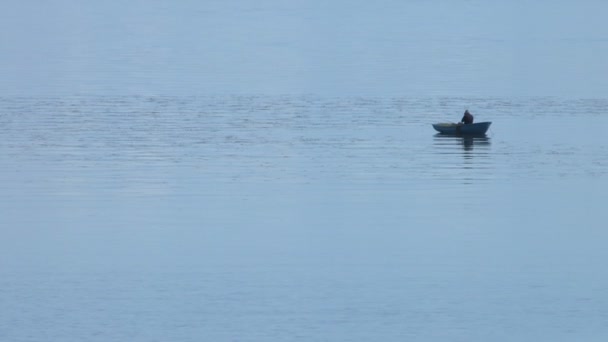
<box><xmin>2</xmin><ymin>1</ymin><xmax>608</xmax><ymax>97</ymax></box>
<box><xmin>2</xmin><ymin>1</ymin><xmax>608</xmax><ymax>341</ymax></box>
<box><xmin>1</xmin><ymin>96</ymin><xmax>607</xmax><ymax>341</ymax></box>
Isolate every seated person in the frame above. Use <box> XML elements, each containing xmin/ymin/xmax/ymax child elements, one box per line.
<box><xmin>461</xmin><ymin>110</ymin><xmax>474</xmax><ymax>124</ymax></box>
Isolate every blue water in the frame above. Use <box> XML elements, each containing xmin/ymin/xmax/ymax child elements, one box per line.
<box><xmin>1</xmin><ymin>1</ymin><xmax>608</xmax><ymax>341</ymax></box>
<box><xmin>1</xmin><ymin>0</ymin><xmax>607</xmax><ymax>97</ymax></box>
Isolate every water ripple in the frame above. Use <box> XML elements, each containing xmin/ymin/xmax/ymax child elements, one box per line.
<box><xmin>1</xmin><ymin>96</ymin><xmax>607</xmax><ymax>196</ymax></box>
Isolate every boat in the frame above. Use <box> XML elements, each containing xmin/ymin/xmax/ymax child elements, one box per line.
<box><xmin>432</xmin><ymin>121</ymin><xmax>491</xmax><ymax>135</ymax></box>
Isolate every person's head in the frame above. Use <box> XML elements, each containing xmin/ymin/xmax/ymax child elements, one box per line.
<box><xmin>465</xmin><ymin>110</ymin><xmax>470</xmax><ymax>114</ymax></box>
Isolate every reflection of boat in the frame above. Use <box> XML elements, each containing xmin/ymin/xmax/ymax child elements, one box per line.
<box><xmin>433</xmin><ymin>134</ymin><xmax>491</xmax><ymax>152</ymax></box>
<box><xmin>432</xmin><ymin>122</ymin><xmax>491</xmax><ymax>135</ymax></box>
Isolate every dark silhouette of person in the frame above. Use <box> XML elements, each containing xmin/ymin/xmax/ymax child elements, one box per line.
<box><xmin>461</xmin><ymin>110</ymin><xmax>474</xmax><ymax>124</ymax></box>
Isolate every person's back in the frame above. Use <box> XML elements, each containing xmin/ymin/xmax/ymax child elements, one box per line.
<box><xmin>461</xmin><ymin>110</ymin><xmax>474</xmax><ymax>124</ymax></box>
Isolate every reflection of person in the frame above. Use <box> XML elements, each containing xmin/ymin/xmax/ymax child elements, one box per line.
<box><xmin>461</xmin><ymin>110</ymin><xmax>474</xmax><ymax>124</ymax></box>
<box><xmin>462</xmin><ymin>136</ymin><xmax>474</xmax><ymax>151</ymax></box>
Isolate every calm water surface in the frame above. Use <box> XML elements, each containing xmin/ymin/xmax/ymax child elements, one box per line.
<box><xmin>1</xmin><ymin>96</ymin><xmax>607</xmax><ymax>341</ymax></box>
<box><xmin>2</xmin><ymin>0</ymin><xmax>608</xmax><ymax>340</ymax></box>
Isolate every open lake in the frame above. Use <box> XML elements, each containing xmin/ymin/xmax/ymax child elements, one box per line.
<box><xmin>1</xmin><ymin>1</ymin><xmax>608</xmax><ymax>341</ymax></box>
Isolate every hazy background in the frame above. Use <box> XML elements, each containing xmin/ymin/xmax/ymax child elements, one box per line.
<box><xmin>1</xmin><ymin>0</ymin><xmax>607</xmax><ymax>97</ymax></box>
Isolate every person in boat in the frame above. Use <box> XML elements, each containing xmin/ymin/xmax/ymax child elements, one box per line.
<box><xmin>461</xmin><ymin>110</ymin><xmax>474</xmax><ymax>124</ymax></box>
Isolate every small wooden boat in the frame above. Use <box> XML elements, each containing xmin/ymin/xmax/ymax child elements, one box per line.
<box><xmin>432</xmin><ymin>121</ymin><xmax>491</xmax><ymax>135</ymax></box>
